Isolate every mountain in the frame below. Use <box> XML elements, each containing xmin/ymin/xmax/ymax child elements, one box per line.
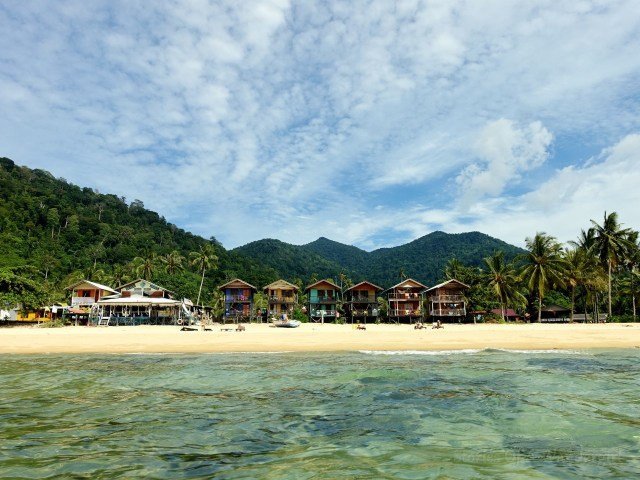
<box><xmin>0</xmin><ymin>157</ymin><xmax>278</xmax><ymax>302</ymax></box>
<box><xmin>234</xmin><ymin>231</ymin><xmax>524</xmax><ymax>287</ymax></box>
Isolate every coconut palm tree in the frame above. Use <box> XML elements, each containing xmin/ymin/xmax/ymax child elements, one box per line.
<box><xmin>520</xmin><ymin>233</ymin><xmax>568</xmax><ymax>322</ymax></box>
<box><xmin>133</xmin><ymin>253</ymin><xmax>156</xmax><ymax>281</ymax></box>
<box><xmin>484</xmin><ymin>251</ymin><xmax>526</xmax><ymax>322</ymax></box>
<box><xmin>161</xmin><ymin>250</ymin><xmax>185</xmax><ymax>275</ymax></box>
<box><xmin>563</xmin><ymin>248</ymin><xmax>591</xmax><ymax>322</ymax></box>
<box><xmin>444</xmin><ymin>258</ymin><xmax>464</xmax><ymax>280</ymax></box>
<box><xmin>590</xmin><ymin>212</ymin><xmax>634</xmax><ymax>317</ymax></box>
<box><xmin>189</xmin><ymin>244</ymin><xmax>218</xmax><ymax>306</ymax></box>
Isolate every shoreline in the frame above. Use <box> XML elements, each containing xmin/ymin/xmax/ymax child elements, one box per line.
<box><xmin>0</xmin><ymin>323</ymin><xmax>639</xmax><ymax>354</ymax></box>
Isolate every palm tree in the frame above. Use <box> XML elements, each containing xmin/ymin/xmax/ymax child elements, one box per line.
<box><xmin>133</xmin><ymin>253</ymin><xmax>156</xmax><ymax>280</ymax></box>
<box><xmin>563</xmin><ymin>248</ymin><xmax>591</xmax><ymax>322</ymax></box>
<box><xmin>161</xmin><ymin>250</ymin><xmax>185</xmax><ymax>275</ymax></box>
<box><xmin>109</xmin><ymin>264</ymin><xmax>130</xmax><ymax>287</ymax></box>
<box><xmin>484</xmin><ymin>251</ymin><xmax>525</xmax><ymax>321</ymax></box>
<box><xmin>189</xmin><ymin>244</ymin><xmax>218</xmax><ymax>306</ymax></box>
<box><xmin>590</xmin><ymin>212</ymin><xmax>634</xmax><ymax>317</ymax></box>
<box><xmin>520</xmin><ymin>233</ymin><xmax>568</xmax><ymax>322</ymax></box>
<box><xmin>444</xmin><ymin>258</ymin><xmax>464</xmax><ymax>280</ymax></box>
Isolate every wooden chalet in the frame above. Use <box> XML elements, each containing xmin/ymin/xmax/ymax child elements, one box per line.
<box><xmin>263</xmin><ymin>279</ymin><xmax>298</xmax><ymax>317</ymax></box>
<box><xmin>66</xmin><ymin>280</ymin><xmax>118</xmax><ymax>311</ymax></box>
<box><xmin>386</xmin><ymin>278</ymin><xmax>427</xmax><ymax>322</ymax></box>
<box><xmin>425</xmin><ymin>279</ymin><xmax>469</xmax><ymax>320</ymax></box>
<box><xmin>305</xmin><ymin>279</ymin><xmax>340</xmax><ymax>322</ymax></box>
<box><xmin>116</xmin><ymin>279</ymin><xmax>175</xmax><ymax>299</ymax></box>
<box><xmin>343</xmin><ymin>281</ymin><xmax>382</xmax><ymax>322</ymax></box>
<box><xmin>219</xmin><ymin>278</ymin><xmax>257</xmax><ymax>320</ymax></box>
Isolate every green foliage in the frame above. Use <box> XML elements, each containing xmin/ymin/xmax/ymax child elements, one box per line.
<box><xmin>0</xmin><ymin>266</ymin><xmax>47</xmax><ymax>311</ymax></box>
<box><xmin>0</xmin><ymin>158</ymin><xmax>278</xmax><ymax>305</ymax></box>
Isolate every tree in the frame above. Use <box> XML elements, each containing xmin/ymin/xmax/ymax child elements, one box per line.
<box><xmin>563</xmin><ymin>248</ymin><xmax>589</xmax><ymax>322</ymax></box>
<box><xmin>0</xmin><ymin>266</ymin><xmax>47</xmax><ymax>312</ymax></box>
<box><xmin>590</xmin><ymin>212</ymin><xmax>634</xmax><ymax>317</ymax></box>
<box><xmin>520</xmin><ymin>233</ymin><xmax>568</xmax><ymax>322</ymax></box>
<box><xmin>133</xmin><ymin>253</ymin><xmax>156</xmax><ymax>281</ymax></box>
<box><xmin>161</xmin><ymin>250</ymin><xmax>185</xmax><ymax>275</ymax></box>
<box><xmin>484</xmin><ymin>251</ymin><xmax>525</xmax><ymax>321</ymax></box>
<box><xmin>444</xmin><ymin>258</ymin><xmax>465</xmax><ymax>280</ymax></box>
<box><xmin>190</xmin><ymin>244</ymin><xmax>218</xmax><ymax>306</ymax></box>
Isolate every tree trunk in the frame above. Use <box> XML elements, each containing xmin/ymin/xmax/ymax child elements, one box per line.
<box><xmin>501</xmin><ymin>304</ymin><xmax>506</xmax><ymax>322</ymax></box>
<box><xmin>570</xmin><ymin>286</ymin><xmax>575</xmax><ymax>323</ymax></box>
<box><xmin>608</xmin><ymin>259</ymin><xmax>612</xmax><ymax>319</ymax></box>
<box><xmin>537</xmin><ymin>295</ymin><xmax>542</xmax><ymax>323</ymax></box>
<box><xmin>196</xmin><ymin>268</ymin><xmax>205</xmax><ymax>306</ymax></box>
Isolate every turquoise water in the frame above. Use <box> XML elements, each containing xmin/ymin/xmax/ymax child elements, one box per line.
<box><xmin>1</xmin><ymin>350</ymin><xmax>639</xmax><ymax>479</ymax></box>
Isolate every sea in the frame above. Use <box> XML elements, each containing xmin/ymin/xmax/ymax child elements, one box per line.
<box><xmin>1</xmin><ymin>349</ymin><xmax>639</xmax><ymax>479</ymax></box>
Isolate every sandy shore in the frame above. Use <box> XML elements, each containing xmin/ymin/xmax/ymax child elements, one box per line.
<box><xmin>0</xmin><ymin>323</ymin><xmax>639</xmax><ymax>354</ymax></box>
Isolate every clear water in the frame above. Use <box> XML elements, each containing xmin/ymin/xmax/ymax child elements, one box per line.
<box><xmin>1</xmin><ymin>349</ymin><xmax>639</xmax><ymax>479</ymax></box>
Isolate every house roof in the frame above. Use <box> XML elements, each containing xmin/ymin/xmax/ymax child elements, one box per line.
<box><xmin>424</xmin><ymin>279</ymin><xmax>470</xmax><ymax>292</ymax></box>
<box><xmin>386</xmin><ymin>278</ymin><xmax>428</xmax><ymax>291</ymax></box>
<box><xmin>65</xmin><ymin>279</ymin><xmax>118</xmax><ymax>294</ymax></box>
<box><xmin>218</xmin><ymin>278</ymin><xmax>258</xmax><ymax>291</ymax></box>
<box><xmin>541</xmin><ymin>304</ymin><xmax>571</xmax><ymax>313</ymax></box>
<box><xmin>345</xmin><ymin>281</ymin><xmax>383</xmax><ymax>292</ymax></box>
<box><xmin>263</xmin><ymin>279</ymin><xmax>299</xmax><ymax>291</ymax></box>
<box><xmin>305</xmin><ymin>279</ymin><xmax>340</xmax><ymax>291</ymax></box>
<box><xmin>115</xmin><ymin>279</ymin><xmax>175</xmax><ymax>294</ymax></box>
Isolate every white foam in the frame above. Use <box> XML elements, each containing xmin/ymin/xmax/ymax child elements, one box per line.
<box><xmin>491</xmin><ymin>348</ymin><xmax>583</xmax><ymax>355</ymax></box>
<box><xmin>358</xmin><ymin>349</ymin><xmax>482</xmax><ymax>356</ymax></box>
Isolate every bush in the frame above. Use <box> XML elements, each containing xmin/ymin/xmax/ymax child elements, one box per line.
<box><xmin>608</xmin><ymin>314</ymin><xmax>637</xmax><ymax>323</ymax></box>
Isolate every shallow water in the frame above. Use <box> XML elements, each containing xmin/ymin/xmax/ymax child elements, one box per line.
<box><xmin>1</xmin><ymin>349</ymin><xmax>639</xmax><ymax>479</ymax></box>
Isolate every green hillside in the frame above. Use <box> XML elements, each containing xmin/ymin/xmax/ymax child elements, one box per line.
<box><xmin>235</xmin><ymin>231</ymin><xmax>524</xmax><ymax>287</ymax></box>
<box><xmin>0</xmin><ymin>157</ymin><xmax>278</xmax><ymax>304</ymax></box>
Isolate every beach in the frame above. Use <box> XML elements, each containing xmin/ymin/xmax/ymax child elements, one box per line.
<box><xmin>1</xmin><ymin>322</ymin><xmax>639</xmax><ymax>354</ymax></box>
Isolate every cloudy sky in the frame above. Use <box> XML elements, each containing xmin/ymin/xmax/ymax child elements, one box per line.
<box><xmin>1</xmin><ymin>0</ymin><xmax>639</xmax><ymax>250</ymax></box>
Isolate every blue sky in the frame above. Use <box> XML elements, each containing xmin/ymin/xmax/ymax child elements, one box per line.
<box><xmin>1</xmin><ymin>0</ymin><xmax>640</xmax><ymax>250</ymax></box>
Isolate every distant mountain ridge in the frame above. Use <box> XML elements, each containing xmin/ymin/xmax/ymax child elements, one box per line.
<box><xmin>235</xmin><ymin>230</ymin><xmax>524</xmax><ymax>286</ymax></box>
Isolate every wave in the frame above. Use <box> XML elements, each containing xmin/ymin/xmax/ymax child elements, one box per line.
<box><xmin>358</xmin><ymin>348</ymin><xmax>584</xmax><ymax>356</ymax></box>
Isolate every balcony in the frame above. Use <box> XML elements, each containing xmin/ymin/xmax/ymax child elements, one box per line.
<box><xmin>312</xmin><ymin>296</ymin><xmax>336</xmax><ymax>304</ymax></box>
<box><xmin>268</xmin><ymin>295</ymin><xmax>296</xmax><ymax>303</ymax></box>
<box><xmin>226</xmin><ymin>295</ymin><xmax>251</xmax><ymax>302</ymax></box>
<box><xmin>311</xmin><ymin>310</ymin><xmax>336</xmax><ymax>317</ymax></box>
<box><xmin>71</xmin><ymin>297</ymin><xmax>95</xmax><ymax>307</ymax></box>
<box><xmin>390</xmin><ymin>309</ymin><xmax>422</xmax><ymax>317</ymax></box>
<box><xmin>430</xmin><ymin>295</ymin><xmax>465</xmax><ymax>303</ymax></box>
<box><xmin>388</xmin><ymin>293</ymin><xmax>422</xmax><ymax>301</ymax></box>
<box><xmin>430</xmin><ymin>308</ymin><xmax>466</xmax><ymax>317</ymax></box>
<box><xmin>348</xmin><ymin>295</ymin><xmax>376</xmax><ymax>303</ymax></box>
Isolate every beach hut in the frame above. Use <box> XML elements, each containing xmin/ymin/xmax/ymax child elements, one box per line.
<box><xmin>540</xmin><ymin>304</ymin><xmax>571</xmax><ymax>322</ymax></box>
<box><xmin>343</xmin><ymin>281</ymin><xmax>382</xmax><ymax>323</ymax></box>
<box><xmin>305</xmin><ymin>279</ymin><xmax>340</xmax><ymax>323</ymax></box>
<box><xmin>385</xmin><ymin>278</ymin><xmax>427</xmax><ymax>323</ymax></box>
<box><xmin>66</xmin><ymin>280</ymin><xmax>118</xmax><ymax>309</ymax></box>
<box><xmin>219</xmin><ymin>279</ymin><xmax>257</xmax><ymax>322</ymax></box>
<box><xmin>263</xmin><ymin>279</ymin><xmax>298</xmax><ymax>318</ymax></box>
<box><xmin>425</xmin><ymin>279</ymin><xmax>469</xmax><ymax>322</ymax></box>
<box><xmin>490</xmin><ymin>308</ymin><xmax>520</xmax><ymax>321</ymax></box>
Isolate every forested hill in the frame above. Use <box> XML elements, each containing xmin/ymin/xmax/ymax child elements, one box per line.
<box><xmin>234</xmin><ymin>231</ymin><xmax>524</xmax><ymax>286</ymax></box>
<box><xmin>0</xmin><ymin>157</ymin><xmax>278</xmax><ymax>303</ymax></box>
<box><xmin>1</xmin><ymin>156</ymin><xmax>523</xmax><ymax>305</ymax></box>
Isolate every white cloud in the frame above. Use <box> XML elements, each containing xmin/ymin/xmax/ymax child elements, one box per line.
<box><xmin>0</xmin><ymin>0</ymin><xmax>639</xmax><ymax>249</ymax></box>
<box><xmin>456</xmin><ymin>119</ymin><xmax>553</xmax><ymax>207</ymax></box>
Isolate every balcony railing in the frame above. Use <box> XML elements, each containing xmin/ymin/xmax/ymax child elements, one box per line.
<box><xmin>348</xmin><ymin>295</ymin><xmax>376</xmax><ymax>303</ymax></box>
<box><xmin>430</xmin><ymin>308</ymin><xmax>466</xmax><ymax>316</ymax></box>
<box><xmin>430</xmin><ymin>295</ymin><xmax>465</xmax><ymax>303</ymax></box>
<box><xmin>312</xmin><ymin>296</ymin><xmax>336</xmax><ymax>303</ymax></box>
<box><xmin>226</xmin><ymin>295</ymin><xmax>251</xmax><ymax>302</ymax></box>
<box><xmin>71</xmin><ymin>297</ymin><xmax>95</xmax><ymax>306</ymax></box>
<box><xmin>311</xmin><ymin>310</ymin><xmax>336</xmax><ymax>317</ymax></box>
<box><xmin>388</xmin><ymin>293</ymin><xmax>422</xmax><ymax>300</ymax></box>
<box><xmin>268</xmin><ymin>295</ymin><xmax>296</xmax><ymax>303</ymax></box>
<box><xmin>390</xmin><ymin>309</ymin><xmax>422</xmax><ymax>316</ymax></box>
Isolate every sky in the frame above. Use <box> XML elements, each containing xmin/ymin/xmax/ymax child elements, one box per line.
<box><xmin>1</xmin><ymin>0</ymin><xmax>640</xmax><ymax>250</ymax></box>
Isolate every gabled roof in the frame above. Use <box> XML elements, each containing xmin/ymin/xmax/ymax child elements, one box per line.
<box><xmin>424</xmin><ymin>279</ymin><xmax>470</xmax><ymax>292</ymax></box>
<box><xmin>345</xmin><ymin>280</ymin><xmax>383</xmax><ymax>292</ymax></box>
<box><xmin>65</xmin><ymin>279</ymin><xmax>118</xmax><ymax>294</ymax></box>
<box><xmin>263</xmin><ymin>279</ymin><xmax>299</xmax><ymax>291</ymax></box>
<box><xmin>116</xmin><ymin>278</ymin><xmax>175</xmax><ymax>294</ymax></box>
<box><xmin>386</xmin><ymin>278</ymin><xmax>428</xmax><ymax>291</ymax></box>
<box><xmin>305</xmin><ymin>279</ymin><xmax>340</xmax><ymax>291</ymax></box>
<box><xmin>541</xmin><ymin>304</ymin><xmax>571</xmax><ymax>313</ymax></box>
<box><xmin>490</xmin><ymin>308</ymin><xmax>519</xmax><ymax>317</ymax></box>
<box><xmin>218</xmin><ymin>278</ymin><xmax>258</xmax><ymax>291</ymax></box>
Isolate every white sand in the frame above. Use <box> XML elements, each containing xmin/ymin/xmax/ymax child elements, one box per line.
<box><xmin>1</xmin><ymin>323</ymin><xmax>639</xmax><ymax>354</ymax></box>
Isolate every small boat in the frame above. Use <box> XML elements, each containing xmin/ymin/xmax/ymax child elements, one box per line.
<box><xmin>275</xmin><ymin>319</ymin><xmax>301</xmax><ymax>328</ymax></box>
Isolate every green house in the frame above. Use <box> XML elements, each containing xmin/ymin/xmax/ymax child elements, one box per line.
<box><xmin>305</xmin><ymin>279</ymin><xmax>340</xmax><ymax>322</ymax></box>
